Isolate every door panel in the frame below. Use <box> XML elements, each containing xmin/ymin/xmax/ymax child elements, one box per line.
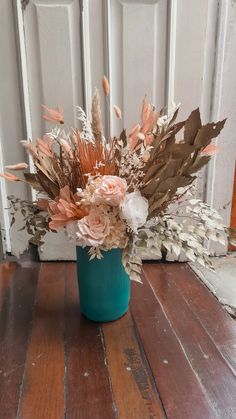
<box><xmin>24</xmin><ymin>0</ymin><xmax>84</xmax><ymax>135</ymax></box>
<box><xmin>21</xmin><ymin>0</ymin><xmax>84</xmax><ymax>260</ymax></box>
<box><xmin>109</xmin><ymin>0</ymin><xmax>168</xmax><ymax>137</ymax></box>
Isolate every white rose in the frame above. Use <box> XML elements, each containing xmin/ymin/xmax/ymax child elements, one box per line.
<box><xmin>120</xmin><ymin>190</ymin><xmax>149</xmax><ymax>232</ymax></box>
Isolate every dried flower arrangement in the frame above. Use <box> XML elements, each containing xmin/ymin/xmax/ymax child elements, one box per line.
<box><xmin>1</xmin><ymin>77</ymin><xmax>236</xmax><ymax>282</ymax></box>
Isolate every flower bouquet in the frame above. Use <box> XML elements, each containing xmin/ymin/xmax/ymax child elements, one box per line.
<box><xmin>1</xmin><ymin>76</ymin><xmax>235</xmax><ymax>321</ymax></box>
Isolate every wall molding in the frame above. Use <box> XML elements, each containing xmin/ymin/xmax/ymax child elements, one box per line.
<box><xmin>205</xmin><ymin>0</ymin><xmax>229</xmax><ymax>208</ymax></box>
<box><xmin>103</xmin><ymin>0</ymin><xmax>112</xmax><ymax>137</ymax></box>
<box><xmin>15</xmin><ymin>0</ymin><xmax>36</xmax><ymax>200</ymax></box>
<box><xmin>80</xmin><ymin>0</ymin><xmax>92</xmax><ymax>116</ymax></box>
<box><xmin>0</xmin><ymin>136</ymin><xmax>11</xmax><ymax>253</ymax></box>
<box><xmin>165</xmin><ymin>0</ymin><xmax>177</xmax><ymax>110</ymax></box>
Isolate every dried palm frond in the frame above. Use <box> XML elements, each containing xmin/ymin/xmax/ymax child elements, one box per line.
<box><xmin>74</xmin><ymin>131</ymin><xmax>116</xmax><ymax>179</ymax></box>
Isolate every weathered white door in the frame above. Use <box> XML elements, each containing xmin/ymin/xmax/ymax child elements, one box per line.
<box><xmin>0</xmin><ymin>0</ymin><xmax>235</xmax><ymax>259</ymax></box>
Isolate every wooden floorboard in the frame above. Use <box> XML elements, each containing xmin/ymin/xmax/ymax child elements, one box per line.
<box><xmin>17</xmin><ymin>263</ymin><xmax>65</xmax><ymax>419</ymax></box>
<box><xmin>0</xmin><ymin>262</ymin><xmax>16</xmax><ymax>309</ymax></box>
<box><xmin>0</xmin><ymin>262</ymin><xmax>39</xmax><ymax>419</ymax></box>
<box><xmin>144</xmin><ymin>263</ymin><xmax>236</xmax><ymax>418</ymax></box>
<box><xmin>0</xmin><ymin>259</ymin><xmax>235</xmax><ymax>419</ymax></box>
<box><xmin>102</xmin><ymin>311</ymin><xmax>165</xmax><ymax>419</ymax></box>
<box><xmin>65</xmin><ymin>263</ymin><xmax>116</xmax><ymax>419</ymax></box>
<box><xmin>130</xmin><ymin>269</ymin><xmax>215</xmax><ymax>419</ymax></box>
<box><xmin>164</xmin><ymin>263</ymin><xmax>236</xmax><ymax>372</ymax></box>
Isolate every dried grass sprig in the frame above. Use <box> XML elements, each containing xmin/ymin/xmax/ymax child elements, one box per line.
<box><xmin>113</xmin><ymin>105</ymin><xmax>122</xmax><ymax>119</ymax></box>
<box><xmin>91</xmin><ymin>88</ymin><xmax>103</xmax><ymax>141</ymax></box>
<box><xmin>102</xmin><ymin>76</ymin><xmax>110</xmax><ymax>96</ymax></box>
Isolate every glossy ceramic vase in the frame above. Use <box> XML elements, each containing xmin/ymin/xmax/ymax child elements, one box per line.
<box><xmin>76</xmin><ymin>246</ymin><xmax>130</xmax><ymax>322</ymax></box>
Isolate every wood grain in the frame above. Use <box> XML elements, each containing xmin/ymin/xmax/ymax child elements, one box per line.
<box><xmin>145</xmin><ymin>263</ymin><xmax>236</xmax><ymax>418</ymax></box>
<box><xmin>64</xmin><ymin>263</ymin><xmax>116</xmax><ymax>419</ymax></box>
<box><xmin>0</xmin><ymin>262</ymin><xmax>39</xmax><ymax>419</ymax></box>
<box><xmin>102</xmin><ymin>311</ymin><xmax>166</xmax><ymax>419</ymax></box>
<box><xmin>18</xmin><ymin>263</ymin><xmax>65</xmax><ymax>419</ymax></box>
<box><xmin>165</xmin><ymin>263</ymin><xmax>236</xmax><ymax>372</ymax></box>
<box><xmin>0</xmin><ymin>262</ymin><xmax>16</xmax><ymax>309</ymax></box>
<box><xmin>130</xmin><ymin>266</ymin><xmax>214</xmax><ymax>419</ymax></box>
<box><xmin>1</xmin><ymin>260</ymin><xmax>236</xmax><ymax>418</ymax></box>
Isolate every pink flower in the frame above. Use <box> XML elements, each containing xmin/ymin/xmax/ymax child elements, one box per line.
<box><xmin>75</xmin><ymin>209</ymin><xmax>110</xmax><ymax>247</ymax></box>
<box><xmin>48</xmin><ymin>185</ymin><xmax>88</xmax><ymax>230</ymax></box>
<box><xmin>92</xmin><ymin>176</ymin><xmax>127</xmax><ymax>206</ymax></box>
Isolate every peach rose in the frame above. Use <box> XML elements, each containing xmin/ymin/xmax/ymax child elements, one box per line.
<box><xmin>74</xmin><ymin>209</ymin><xmax>110</xmax><ymax>247</ymax></box>
<box><xmin>92</xmin><ymin>175</ymin><xmax>127</xmax><ymax>206</ymax></box>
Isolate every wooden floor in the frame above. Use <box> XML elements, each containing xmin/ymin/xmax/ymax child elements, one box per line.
<box><xmin>0</xmin><ymin>261</ymin><xmax>236</xmax><ymax>419</ymax></box>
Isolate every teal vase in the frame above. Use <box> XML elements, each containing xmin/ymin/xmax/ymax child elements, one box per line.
<box><xmin>76</xmin><ymin>247</ymin><xmax>130</xmax><ymax>322</ymax></box>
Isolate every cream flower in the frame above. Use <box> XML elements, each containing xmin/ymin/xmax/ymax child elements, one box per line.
<box><xmin>73</xmin><ymin>209</ymin><xmax>110</xmax><ymax>247</ymax></box>
<box><xmin>120</xmin><ymin>190</ymin><xmax>149</xmax><ymax>232</ymax></box>
<box><xmin>92</xmin><ymin>175</ymin><xmax>127</xmax><ymax>206</ymax></box>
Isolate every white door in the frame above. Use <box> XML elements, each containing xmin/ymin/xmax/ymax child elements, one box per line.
<box><xmin>0</xmin><ymin>0</ymin><xmax>235</xmax><ymax>259</ymax></box>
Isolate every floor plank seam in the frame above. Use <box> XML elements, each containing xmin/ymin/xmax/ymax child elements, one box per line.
<box><xmin>142</xmin><ymin>269</ymin><xmax>219</xmax><ymax>417</ymax></box>
<box><xmin>63</xmin><ymin>263</ymin><xmax>68</xmax><ymax>419</ymax></box>
<box><xmin>130</xmin><ymin>310</ymin><xmax>168</xmax><ymax>418</ymax></box>
<box><xmin>15</xmin><ymin>263</ymin><xmax>40</xmax><ymax>419</ymax></box>
<box><xmin>100</xmin><ymin>324</ymin><xmax>119</xmax><ymax>419</ymax></box>
<box><xmin>181</xmin><ymin>265</ymin><xmax>236</xmax><ymax>377</ymax></box>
